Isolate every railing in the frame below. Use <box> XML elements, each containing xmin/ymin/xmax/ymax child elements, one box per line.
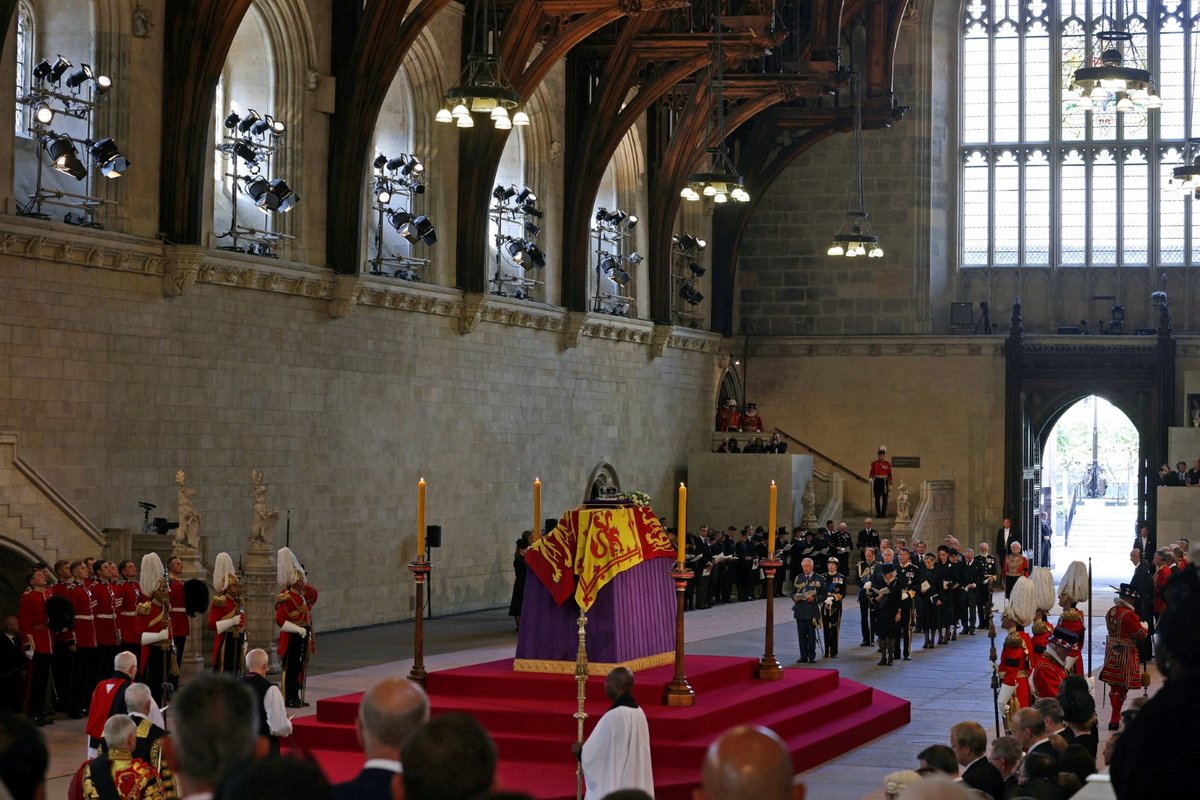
<box><xmin>773</xmin><ymin>427</ymin><xmax>871</xmax><ymax>485</ymax></box>
<box><xmin>1065</xmin><ymin>481</ymin><xmax>1082</xmax><ymax>541</ymax></box>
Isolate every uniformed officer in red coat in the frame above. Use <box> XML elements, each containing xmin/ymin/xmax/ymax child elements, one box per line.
<box><xmin>67</xmin><ymin>560</ymin><xmax>99</xmax><ymax>715</ymax></box>
<box><xmin>165</xmin><ymin>556</ymin><xmax>189</xmax><ymax>666</ymax></box>
<box><xmin>91</xmin><ymin>561</ymin><xmax>121</xmax><ymax>689</ymax></box>
<box><xmin>868</xmin><ymin>447</ymin><xmax>893</xmax><ymax>517</ymax></box>
<box><xmin>275</xmin><ymin>546</ymin><xmax>317</xmax><ymax>708</ymax></box>
<box><xmin>1100</xmin><ymin>583</ymin><xmax>1148</xmax><ymax>730</ymax></box>
<box><xmin>115</xmin><ymin>560</ymin><xmax>142</xmax><ymax>656</ymax></box>
<box><xmin>208</xmin><ymin>552</ymin><xmax>246</xmax><ymax>675</ymax></box>
<box><xmin>715</xmin><ymin>398</ymin><xmax>740</xmax><ymax>432</ymax></box>
<box><xmin>135</xmin><ymin>553</ymin><xmax>178</xmax><ymax>705</ymax></box>
<box><xmin>18</xmin><ymin>567</ymin><xmax>55</xmax><ymax>725</ymax></box>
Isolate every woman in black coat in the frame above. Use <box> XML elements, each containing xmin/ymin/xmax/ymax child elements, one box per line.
<box><xmin>508</xmin><ymin>535</ymin><xmax>530</xmax><ymax>631</ymax></box>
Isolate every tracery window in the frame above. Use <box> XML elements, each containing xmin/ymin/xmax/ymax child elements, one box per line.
<box><xmin>960</xmin><ymin>0</ymin><xmax>1200</xmax><ymax>268</ymax></box>
<box><xmin>14</xmin><ymin>1</ymin><xmax>34</xmax><ymax>136</ymax></box>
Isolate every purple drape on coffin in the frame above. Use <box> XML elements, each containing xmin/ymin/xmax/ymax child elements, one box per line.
<box><xmin>515</xmin><ymin>556</ymin><xmax>676</xmax><ymax>663</ymax></box>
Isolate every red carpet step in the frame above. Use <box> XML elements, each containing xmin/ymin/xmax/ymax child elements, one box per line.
<box><xmin>290</xmin><ymin>656</ymin><xmax>910</xmax><ymax>799</ymax></box>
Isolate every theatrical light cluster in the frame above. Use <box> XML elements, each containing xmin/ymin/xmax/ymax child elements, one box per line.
<box><xmin>672</xmin><ymin>233</ymin><xmax>708</xmax><ymax>309</ymax></box>
<box><xmin>490</xmin><ymin>184</ymin><xmax>546</xmax><ymax>300</ymax></box>
<box><xmin>17</xmin><ymin>53</ymin><xmax>129</xmax><ymax>225</ymax></box>
<box><xmin>215</xmin><ymin>106</ymin><xmax>297</xmax><ymax>256</ymax></box>
<box><xmin>591</xmin><ymin>206</ymin><xmax>641</xmax><ymax>315</ymax></box>
<box><xmin>368</xmin><ymin>152</ymin><xmax>436</xmax><ymax>281</ymax></box>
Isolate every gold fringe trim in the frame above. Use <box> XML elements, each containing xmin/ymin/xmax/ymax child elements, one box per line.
<box><xmin>512</xmin><ymin>651</ymin><xmax>674</xmax><ymax>676</ymax></box>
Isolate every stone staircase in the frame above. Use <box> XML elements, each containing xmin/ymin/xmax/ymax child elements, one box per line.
<box><xmin>1055</xmin><ymin>497</ymin><xmax>1138</xmax><ymax>584</ymax></box>
<box><xmin>0</xmin><ymin>431</ymin><xmax>104</xmax><ymax>564</ymax></box>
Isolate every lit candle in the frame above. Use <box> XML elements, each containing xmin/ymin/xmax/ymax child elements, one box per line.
<box><xmin>677</xmin><ymin>483</ymin><xmax>687</xmax><ymax>567</ymax></box>
<box><xmin>768</xmin><ymin>480</ymin><xmax>777</xmax><ymax>556</ymax></box>
<box><xmin>417</xmin><ymin>477</ymin><xmax>426</xmax><ymax>561</ymax></box>
<box><xmin>534</xmin><ymin>477</ymin><xmax>542</xmax><ymax>540</ymax></box>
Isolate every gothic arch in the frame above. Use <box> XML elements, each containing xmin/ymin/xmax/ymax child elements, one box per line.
<box><xmin>586</xmin><ymin>463</ymin><xmax>622</xmax><ymax>501</ymax></box>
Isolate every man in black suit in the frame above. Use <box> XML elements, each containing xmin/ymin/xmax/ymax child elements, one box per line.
<box><xmin>1133</xmin><ymin>523</ymin><xmax>1152</xmax><ymax>558</ymax></box>
<box><xmin>334</xmin><ymin>676</ymin><xmax>430</xmax><ymax>800</ymax></box>
<box><xmin>1165</xmin><ymin>461</ymin><xmax>1189</xmax><ymax>486</ymax></box>
<box><xmin>1013</xmin><ymin>707</ymin><xmax>1058</xmax><ymax>760</ymax></box>
<box><xmin>0</xmin><ymin>615</ymin><xmax>26</xmax><ymax>713</ymax></box>
<box><xmin>1038</xmin><ymin>511</ymin><xmax>1053</xmax><ymax>568</ymax></box>
<box><xmin>952</xmin><ymin>721</ymin><xmax>1005</xmax><ymax>800</ymax></box>
<box><xmin>996</xmin><ymin>517</ymin><xmax>1019</xmax><ymax>563</ymax></box>
<box><xmin>989</xmin><ymin>735</ymin><xmax>1023</xmax><ymax>799</ymax></box>
<box><xmin>1129</xmin><ymin>547</ymin><xmax>1156</xmax><ymax>662</ymax></box>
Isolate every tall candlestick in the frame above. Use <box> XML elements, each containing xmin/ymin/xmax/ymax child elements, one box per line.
<box><xmin>417</xmin><ymin>477</ymin><xmax>426</xmax><ymax>561</ymax></box>
<box><xmin>534</xmin><ymin>477</ymin><xmax>542</xmax><ymax>539</ymax></box>
<box><xmin>768</xmin><ymin>480</ymin><xmax>777</xmax><ymax>555</ymax></box>
<box><xmin>677</xmin><ymin>483</ymin><xmax>686</xmax><ymax>566</ymax></box>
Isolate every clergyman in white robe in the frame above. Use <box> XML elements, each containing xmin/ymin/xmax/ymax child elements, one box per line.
<box><xmin>580</xmin><ymin>667</ymin><xmax>654</xmax><ymax>800</ymax></box>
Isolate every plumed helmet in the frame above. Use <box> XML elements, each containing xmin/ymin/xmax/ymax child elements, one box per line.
<box><xmin>1033</xmin><ymin>567</ymin><xmax>1056</xmax><ymax>612</ymax></box>
<box><xmin>878</xmin><ymin>445</ymin><xmax>887</xmax><ymax>454</ymax></box>
<box><xmin>213</xmin><ymin>552</ymin><xmax>238</xmax><ymax>593</ymax></box>
<box><xmin>1059</xmin><ymin>561</ymin><xmax>1089</xmax><ymax>605</ymax></box>
<box><xmin>1004</xmin><ymin>576</ymin><xmax>1037</xmax><ymax>627</ymax></box>
<box><xmin>276</xmin><ymin>546</ymin><xmax>305</xmax><ymax>590</ymax></box>
<box><xmin>140</xmin><ymin>552</ymin><xmax>165</xmax><ymax>598</ymax></box>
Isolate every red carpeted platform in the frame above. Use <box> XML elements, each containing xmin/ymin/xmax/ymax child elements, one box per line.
<box><xmin>290</xmin><ymin>656</ymin><xmax>910</xmax><ymax>799</ymax></box>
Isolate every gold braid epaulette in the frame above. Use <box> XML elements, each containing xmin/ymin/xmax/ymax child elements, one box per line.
<box><xmin>212</xmin><ymin>595</ymin><xmax>229</xmax><ymax>608</ymax></box>
<box><xmin>1062</xmin><ymin>607</ymin><xmax>1082</xmax><ymax>622</ymax></box>
<box><xmin>1032</xmin><ymin>619</ymin><xmax>1052</xmax><ymax>635</ymax></box>
<box><xmin>1004</xmin><ymin>632</ymin><xmax>1023</xmax><ymax>648</ymax></box>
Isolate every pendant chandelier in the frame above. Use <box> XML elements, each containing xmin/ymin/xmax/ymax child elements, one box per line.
<box><xmin>827</xmin><ymin>72</ymin><xmax>882</xmax><ymax>259</ymax></box>
<box><xmin>434</xmin><ymin>0</ymin><xmax>529</xmax><ymax>130</ymax></box>
<box><xmin>1064</xmin><ymin>0</ymin><xmax>1161</xmax><ymax>114</ymax></box>
<box><xmin>1169</xmin><ymin>41</ymin><xmax>1200</xmax><ymax>195</ymax></box>
<box><xmin>681</xmin><ymin>8</ymin><xmax>749</xmax><ymax>204</ymax></box>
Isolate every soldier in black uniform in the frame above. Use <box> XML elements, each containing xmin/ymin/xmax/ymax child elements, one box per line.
<box><xmin>917</xmin><ymin>552</ymin><xmax>940</xmax><ymax>649</ymax></box>
<box><xmin>894</xmin><ymin>548</ymin><xmax>919</xmax><ymax>661</ymax></box>
<box><xmin>857</xmin><ymin>547</ymin><xmax>879</xmax><ymax>646</ymax></box>
<box><xmin>962</xmin><ymin>547</ymin><xmax>982</xmax><ymax>634</ymax></box>
<box><xmin>821</xmin><ymin>557</ymin><xmax>846</xmax><ymax>658</ymax></box>
<box><xmin>812</xmin><ymin>523</ymin><xmax>832</xmax><ymax>568</ymax></box>
<box><xmin>792</xmin><ymin>558</ymin><xmax>826</xmax><ymax>663</ymax></box>
<box><xmin>832</xmin><ymin>523</ymin><xmax>853</xmax><ymax>578</ymax></box>
<box><xmin>734</xmin><ymin>530</ymin><xmax>755</xmax><ymax>601</ymax></box>
<box><xmin>976</xmin><ymin>543</ymin><xmax>998</xmax><ymax>625</ymax></box>
<box><xmin>874</xmin><ymin>564</ymin><xmax>901</xmax><ymax>666</ymax></box>
<box><xmin>774</xmin><ymin>528</ymin><xmax>792</xmax><ymax>597</ymax></box>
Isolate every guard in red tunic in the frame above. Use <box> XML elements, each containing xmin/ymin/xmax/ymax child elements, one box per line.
<box><xmin>67</xmin><ymin>560</ymin><xmax>98</xmax><ymax>715</ymax></box>
<box><xmin>1056</xmin><ymin>560</ymin><xmax>1089</xmax><ymax>675</ymax></box>
<box><xmin>1152</xmin><ymin>549</ymin><xmax>1176</xmax><ymax>621</ymax></box>
<box><xmin>115</xmin><ymin>560</ymin><xmax>142</xmax><ymax>656</ymax></box>
<box><xmin>91</xmin><ymin>561</ymin><xmax>121</xmax><ymax>689</ymax></box>
<box><xmin>868</xmin><ymin>447</ymin><xmax>893</xmax><ymax>517</ymax></box>
<box><xmin>85</xmin><ymin>650</ymin><xmax>136</xmax><ymax>757</ymax></box>
<box><xmin>46</xmin><ymin>560</ymin><xmax>76</xmax><ymax>717</ymax></box>
<box><xmin>136</xmin><ymin>554</ymin><xmax>178</xmax><ymax>705</ymax></box>
<box><xmin>715</xmin><ymin>398</ymin><xmax>740</xmax><ymax>432</ymax></box>
<box><xmin>18</xmin><ymin>568</ymin><xmax>54</xmax><ymax>725</ymax></box>
<box><xmin>275</xmin><ymin>547</ymin><xmax>317</xmax><ymax>708</ymax></box>
<box><xmin>165</xmin><ymin>556</ymin><xmax>189</xmax><ymax>666</ymax></box>
<box><xmin>209</xmin><ymin>552</ymin><xmax>246</xmax><ymax>675</ymax></box>
<box><xmin>1100</xmin><ymin>582</ymin><xmax>1148</xmax><ymax>730</ymax></box>
<box><xmin>740</xmin><ymin>403</ymin><xmax>764</xmax><ymax>433</ymax></box>
<box><xmin>996</xmin><ymin>576</ymin><xmax>1037</xmax><ymax>724</ymax></box>
<box><xmin>1030</xmin><ymin>626</ymin><xmax>1079</xmax><ymax>701</ymax></box>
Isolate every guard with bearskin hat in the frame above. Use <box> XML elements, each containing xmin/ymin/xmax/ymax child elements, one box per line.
<box><xmin>275</xmin><ymin>547</ymin><xmax>317</xmax><ymax>707</ymax></box>
<box><xmin>996</xmin><ymin>575</ymin><xmax>1037</xmax><ymax>724</ymax></box>
<box><xmin>1056</xmin><ymin>561</ymin><xmax>1089</xmax><ymax>675</ymax></box>
<box><xmin>209</xmin><ymin>553</ymin><xmax>246</xmax><ymax>675</ymax></box>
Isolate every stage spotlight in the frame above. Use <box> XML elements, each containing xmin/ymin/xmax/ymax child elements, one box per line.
<box><xmin>625</xmin><ymin>214</ymin><xmax>639</xmax><ymax>230</ymax></box>
<box><xmin>493</xmin><ymin>184</ymin><xmax>515</xmax><ymax>203</ymax></box>
<box><xmin>522</xmin><ymin>204</ymin><xmax>544</xmax><ymax>219</ymax></box>
<box><xmin>606</xmin><ymin>209</ymin><xmax>627</xmax><ymax>226</ymax></box>
<box><xmin>410</xmin><ymin>182</ymin><xmax>426</xmax><ymax>195</ymax></box>
<box><xmin>627</xmin><ymin>252</ymin><xmax>644</xmax><ymax>265</ymax></box>
<box><xmin>688</xmin><ymin>260</ymin><xmax>706</xmax><ymax>277</ymax></box>
<box><xmin>676</xmin><ymin>233</ymin><xmax>698</xmax><ymax>250</ymax></box>
<box><xmin>373</xmin><ymin>154</ymin><xmax>388</xmax><ymax>170</ymax></box>
<box><xmin>515</xmin><ymin>187</ymin><xmax>536</xmax><ymax>204</ymax></box>
<box><xmin>386</xmin><ymin>155</ymin><xmax>407</xmax><ymax>172</ymax></box>
<box><xmin>505</xmin><ymin>238</ymin><xmax>528</xmax><ymax>262</ymax></box>
<box><xmin>387</xmin><ymin>209</ymin><xmax>412</xmax><ymax>232</ymax></box>
<box><xmin>241</xmin><ymin>176</ymin><xmax>271</xmax><ymax>206</ymax></box>
<box><xmin>233</xmin><ymin>140</ymin><xmax>258</xmax><ymax>164</ymax></box>
<box><xmin>612</xmin><ymin>268</ymin><xmax>632</xmax><ymax>286</ymax></box>
<box><xmin>42</xmin><ymin>135</ymin><xmax>87</xmax><ymax>180</ymax></box>
<box><xmin>265</xmin><ymin>178</ymin><xmax>299</xmax><ymax>213</ymax></box>
<box><xmin>89</xmin><ymin>138</ymin><xmax>130</xmax><ymax>178</ymax></box>
<box><xmin>238</xmin><ymin>108</ymin><xmax>261</xmax><ymax>133</ymax></box>
<box><xmin>32</xmin><ymin>59</ymin><xmax>52</xmax><ymax>82</ymax></box>
<box><xmin>402</xmin><ymin>155</ymin><xmax>423</xmax><ymax>176</ymax></box>
<box><xmin>65</xmin><ymin>64</ymin><xmax>94</xmax><ymax>90</ymax></box>
<box><xmin>49</xmin><ymin>56</ymin><xmax>72</xmax><ymax>84</ymax></box>
<box><xmin>251</xmin><ymin>115</ymin><xmax>271</xmax><ymax>136</ymax></box>
<box><xmin>679</xmin><ymin>283</ymin><xmax>704</xmax><ymax>305</ymax></box>
<box><xmin>33</xmin><ymin>102</ymin><xmax>54</xmax><ymax>125</ymax></box>
<box><xmin>525</xmin><ymin>244</ymin><xmax>546</xmax><ymax>268</ymax></box>
<box><xmin>94</xmin><ymin>75</ymin><xmax>112</xmax><ymax>94</ymax></box>
<box><xmin>269</xmin><ymin>117</ymin><xmax>285</xmax><ymax>135</ymax></box>
<box><xmin>224</xmin><ymin>111</ymin><xmax>242</xmax><ymax>130</ymax></box>
<box><xmin>401</xmin><ymin>216</ymin><xmax>436</xmax><ymax>245</ymax></box>
<box><xmin>375</xmin><ymin>181</ymin><xmax>392</xmax><ymax>204</ymax></box>
<box><xmin>600</xmin><ymin>255</ymin><xmax>619</xmax><ymax>274</ymax></box>
<box><xmin>524</xmin><ymin>221</ymin><xmax>541</xmax><ymax>238</ymax></box>
<box><xmin>595</xmin><ymin>207</ymin><xmax>608</xmax><ymax>223</ymax></box>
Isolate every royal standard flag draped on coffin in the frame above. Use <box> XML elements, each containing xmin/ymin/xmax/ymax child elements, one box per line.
<box><xmin>525</xmin><ymin>502</ymin><xmax>676</xmax><ymax>611</ymax></box>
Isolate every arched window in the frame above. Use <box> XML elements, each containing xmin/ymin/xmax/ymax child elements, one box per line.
<box><xmin>14</xmin><ymin>1</ymin><xmax>34</xmax><ymax>136</ymax></box>
<box><xmin>960</xmin><ymin>0</ymin><xmax>1199</xmax><ymax>269</ymax></box>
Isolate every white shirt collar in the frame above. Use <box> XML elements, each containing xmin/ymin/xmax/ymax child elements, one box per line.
<box><xmin>363</xmin><ymin>758</ymin><xmax>402</xmax><ymax>773</ymax></box>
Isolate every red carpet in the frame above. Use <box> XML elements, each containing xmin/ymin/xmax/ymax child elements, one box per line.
<box><xmin>290</xmin><ymin>656</ymin><xmax>910</xmax><ymax>799</ymax></box>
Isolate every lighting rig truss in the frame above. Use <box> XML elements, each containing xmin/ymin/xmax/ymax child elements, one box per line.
<box><xmin>368</xmin><ymin>153</ymin><xmax>436</xmax><ymax>281</ymax></box>
<box><xmin>215</xmin><ymin>108</ymin><xmax>297</xmax><ymax>257</ymax></box>
<box><xmin>489</xmin><ymin>184</ymin><xmax>545</xmax><ymax>301</ymax></box>
<box><xmin>16</xmin><ymin>54</ymin><xmax>128</xmax><ymax>226</ymax></box>
<box><xmin>671</xmin><ymin>232</ymin><xmax>708</xmax><ymax>324</ymax></box>
<box><xmin>591</xmin><ymin>207</ymin><xmax>642</xmax><ymax>316</ymax></box>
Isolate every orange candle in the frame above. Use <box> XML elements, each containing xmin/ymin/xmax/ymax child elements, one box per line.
<box><xmin>417</xmin><ymin>477</ymin><xmax>426</xmax><ymax>561</ymax></box>
<box><xmin>677</xmin><ymin>483</ymin><xmax>687</xmax><ymax>566</ymax></box>
<box><xmin>534</xmin><ymin>477</ymin><xmax>542</xmax><ymax>540</ymax></box>
<box><xmin>768</xmin><ymin>480</ymin><xmax>777</xmax><ymax>556</ymax></box>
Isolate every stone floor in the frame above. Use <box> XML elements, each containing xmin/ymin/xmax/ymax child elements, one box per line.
<box><xmin>41</xmin><ymin>588</ymin><xmax>1134</xmax><ymax>800</ymax></box>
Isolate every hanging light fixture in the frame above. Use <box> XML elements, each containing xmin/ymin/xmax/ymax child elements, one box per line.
<box><xmin>682</xmin><ymin>9</ymin><xmax>749</xmax><ymax>204</ymax></box>
<box><xmin>1168</xmin><ymin>47</ymin><xmax>1200</xmax><ymax>195</ymax></box>
<box><xmin>827</xmin><ymin>72</ymin><xmax>883</xmax><ymax>259</ymax></box>
<box><xmin>434</xmin><ymin>0</ymin><xmax>530</xmax><ymax>129</ymax></box>
<box><xmin>1064</xmin><ymin>0</ymin><xmax>1162</xmax><ymax>114</ymax></box>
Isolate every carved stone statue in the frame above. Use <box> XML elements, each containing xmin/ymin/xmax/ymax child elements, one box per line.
<box><xmin>895</xmin><ymin>482</ymin><xmax>910</xmax><ymax>523</ymax></box>
<box><xmin>250</xmin><ymin>469</ymin><xmax>280</xmax><ymax>545</ymax></box>
<box><xmin>132</xmin><ymin>4</ymin><xmax>153</xmax><ymax>38</ymax></box>
<box><xmin>802</xmin><ymin>479</ymin><xmax>817</xmax><ymax>524</ymax></box>
<box><xmin>174</xmin><ymin>470</ymin><xmax>201</xmax><ymax>550</ymax></box>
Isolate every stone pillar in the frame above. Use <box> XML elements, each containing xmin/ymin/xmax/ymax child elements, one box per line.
<box><xmin>242</xmin><ymin>540</ymin><xmax>280</xmax><ymax>673</ymax></box>
<box><xmin>172</xmin><ymin>545</ymin><xmax>208</xmax><ymax>683</ymax></box>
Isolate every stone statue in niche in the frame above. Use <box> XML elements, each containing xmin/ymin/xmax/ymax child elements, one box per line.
<box><xmin>174</xmin><ymin>470</ymin><xmax>201</xmax><ymax>551</ymax></box>
<box><xmin>133</xmin><ymin>5</ymin><xmax>153</xmax><ymax>38</ymax></box>
<box><xmin>802</xmin><ymin>479</ymin><xmax>817</xmax><ymax>523</ymax></box>
<box><xmin>894</xmin><ymin>482</ymin><xmax>910</xmax><ymax>523</ymax></box>
<box><xmin>250</xmin><ymin>469</ymin><xmax>280</xmax><ymax>545</ymax></box>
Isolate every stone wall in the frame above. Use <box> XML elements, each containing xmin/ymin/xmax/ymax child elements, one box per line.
<box><xmin>0</xmin><ymin>224</ymin><xmax>723</xmax><ymax>631</ymax></box>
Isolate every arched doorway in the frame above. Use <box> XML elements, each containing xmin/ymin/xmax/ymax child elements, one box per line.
<box><xmin>1043</xmin><ymin>396</ymin><xmax>1139</xmax><ymax>582</ymax></box>
<box><xmin>0</xmin><ymin>541</ymin><xmax>37</xmax><ymax>618</ymax></box>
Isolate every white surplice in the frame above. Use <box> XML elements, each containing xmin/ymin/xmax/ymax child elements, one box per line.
<box><xmin>581</xmin><ymin>703</ymin><xmax>654</xmax><ymax>800</ymax></box>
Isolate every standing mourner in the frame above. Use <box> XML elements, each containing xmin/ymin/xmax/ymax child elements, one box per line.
<box><xmin>509</xmin><ymin>535</ymin><xmax>530</xmax><ymax>630</ymax></box>
<box><xmin>821</xmin><ymin>558</ymin><xmax>845</xmax><ymax>658</ymax></box>
<box><xmin>894</xmin><ymin>549</ymin><xmax>919</xmax><ymax>660</ymax></box>
<box><xmin>868</xmin><ymin>448</ymin><xmax>893</xmax><ymax>518</ymax></box>
<box><xmin>873</xmin><ymin>565</ymin><xmax>901</xmax><ymax>666</ymax></box>
<box><xmin>917</xmin><ymin>553</ymin><xmax>939</xmax><ymax>649</ymax></box>
<box><xmin>792</xmin><ymin>559</ymin><xmax>825</xmax><ymax>663</ymax></box>
<box><xmin>857</xmin><ymin>548</ymin><xmax>879</xmax><ymax>646</ymax></box>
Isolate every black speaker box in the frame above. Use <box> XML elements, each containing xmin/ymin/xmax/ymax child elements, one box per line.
<box><xmin>426</xmin><ymin>524</ymin><xmax>442</xmax><ymax>549</ymax></box>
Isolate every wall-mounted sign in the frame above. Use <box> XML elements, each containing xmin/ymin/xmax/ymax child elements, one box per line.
<box><xmin>892</xmin><ymin>456</ymin><xmax>920</xmax><ymax>468</ymax></box>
